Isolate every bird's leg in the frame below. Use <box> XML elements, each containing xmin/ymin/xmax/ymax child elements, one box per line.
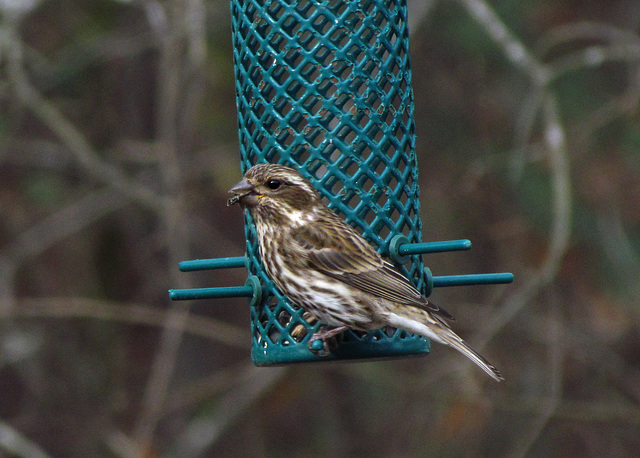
<box><xmin>308</xmin><ymin>325</ymin><xmax>349</xmax><ymax>357</ymax></box>
<box><xmin>311</xmin><ymin>325</ymin><xmax>349</xmax><ymax>341</ymax></box>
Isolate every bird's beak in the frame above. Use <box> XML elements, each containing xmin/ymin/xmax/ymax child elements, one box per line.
<box><xmin>228</xmin><ymin>178</ymin><xmax>259</xmax><ymax>208</ymax></box>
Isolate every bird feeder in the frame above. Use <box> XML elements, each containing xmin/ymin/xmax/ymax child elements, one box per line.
<box><xmin>169</xmin><ymin>0</ymin><xmax>513</xmax><ymax>365</ymax></box>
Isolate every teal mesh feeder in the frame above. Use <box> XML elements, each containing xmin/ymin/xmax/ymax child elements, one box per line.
<box><xmin>169</xmin><ymin>0</ymin><xmax>513</xmax><ymax>365</ymax></box>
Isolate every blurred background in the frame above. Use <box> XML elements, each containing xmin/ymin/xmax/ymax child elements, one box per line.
<box><xmin>1</xmin><ymin>0</ymin><xmax>640</xmax><ymax>456</ymax></box>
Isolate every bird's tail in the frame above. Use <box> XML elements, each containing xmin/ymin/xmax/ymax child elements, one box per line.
<box><xmin>386</xmin><ymin>313</ymin><xmax>504</xmax><ymax>382</ymax></box>
<box><xmin>436</xmin><ymin>330</ymin><xmax>504</xmax><ymax>382</ymax></box>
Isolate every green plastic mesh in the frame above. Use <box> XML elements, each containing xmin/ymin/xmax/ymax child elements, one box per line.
<box><xmin>230</xmin><ymin>0</ymin><xmax>430</xmax><ymax>364</ymax></box>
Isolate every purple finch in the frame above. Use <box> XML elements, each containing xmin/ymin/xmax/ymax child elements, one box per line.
<box><xmin>229</xmin><ymin>163</ymin><xmax>504</xmax><ymax>381</ymax></box>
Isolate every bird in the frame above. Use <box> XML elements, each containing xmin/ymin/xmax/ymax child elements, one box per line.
<box><xmin>228</xmin><ymin>163</ymin><xmax>504</xmax><ymax>382</ymax></box>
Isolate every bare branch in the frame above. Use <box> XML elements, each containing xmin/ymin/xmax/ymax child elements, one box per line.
<box><xmin>0</xmin><ymin>420</ymin><xmax>51</xmax><ymax>458</ymax></box>
<box><xmin>4</xmin><ymin>25</ymin><xmax>161</xmax><ymax>210</ymax></box>
<box><xmin>478</xmin><ymin>93</ymin><xmax>572</xmax><ymax>342</ymax></box>
<box><xmin>456</xmin><ymin>0</ymin><xmax>549</xmax><ymax>84</ymax></box>
<box><xmin>0</xmin><ymin>297</ymin><xmax>246</xmax><ymax>347</ymax></box>
<box><xmin>1</xmin><ymin>188</ymin><xmax>129</xmax><ymax>265</ymax></box>
<box><xmin>507</xmin><ymin>297</ymin><xmax>564</xmax><ymax>458</ymax></box>
<box><xmin>172</xmin><ymin>366</ymin><xmax>288</xmax><ymax>457</ymax></box>
<box><xmin>133</xmin><ymin>0</ymin><xmax>205</xmax><ymax>447</ymax></box>
<box><xmin>0</xmin><ymin>188</ymin><xmax>130</xmax><ymax>312</ymax></box>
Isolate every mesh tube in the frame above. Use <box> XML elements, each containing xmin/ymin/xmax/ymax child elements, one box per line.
<box><xmin>231</xmin><ymin>0</ymin><xmax>429</xmax><ymax>364</ymax></box>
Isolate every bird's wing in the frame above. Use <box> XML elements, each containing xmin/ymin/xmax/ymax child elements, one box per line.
<box><xmin>291</xmin><ymin>223</ymin><xmax>454</xmax><ymax>320</ymax></box>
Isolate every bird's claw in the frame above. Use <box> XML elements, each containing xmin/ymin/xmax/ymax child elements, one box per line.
<box><xmin>307</xmin><ymin>325</ymin><xmax>348</xmax><ymax>357</ymax></box>
<box><xmin>308</xmin><ymin>333</ymin><xmax>338</xmax><ymax>357</ymax></box>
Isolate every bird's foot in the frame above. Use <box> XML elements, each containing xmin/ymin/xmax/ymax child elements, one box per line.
<box><xmin>308</xmin><ymin>325</ymin><xmax>349</xmax><ymax>357</ymax></box>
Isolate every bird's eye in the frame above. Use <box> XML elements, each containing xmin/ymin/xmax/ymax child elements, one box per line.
<box><xmin>267</xmin><ymin>179</ymin><xmax>282</xmax><ymax>190</ymax></box>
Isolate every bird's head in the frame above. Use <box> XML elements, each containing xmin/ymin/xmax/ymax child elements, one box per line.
<box><xmin>228</xmin><ymin>163</ymin><xmax>322</xmax><ymax>223</ymax></box>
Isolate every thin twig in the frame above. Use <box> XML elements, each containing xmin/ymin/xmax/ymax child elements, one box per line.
<box><xmin>163</xmin><ymin>362</ymin><xmax>252</xmax><ymax>414</ymax></box>
<box><xmin>4</xmin><ymin>26</ymin><xmax>161</xmax><ymax>211</ymax></box>
<box><xmin>510</xmin><ymin>87</ymin><xmax>545</xmax><ymax>181</ymax></box>
<box><xmin>495</xmin><ymin>394</ymin><xmax>640</xmax><ymax>425</ymax></box>
<box><xmin>171</xmin><ymin>366</ymin><xmax>288</xmax><ymax>457</ymax></box>
<box><xmin>507</xmin><ymin>295</ymin><xmax>563</xmax><ymax>458</ymax></box>
<box><xmin>0</xmin><ymin>420</ymin><xmax>51</xmax><ymax>458</ymax></box>
<box><xmin>1</xmin><ymin>188</ymin><xmax>129</xmax><ymax>265</ymax></box>
<box><xmin>133</xmin><ymin>0</ymin><xmax>201</xmax><ymax>448</ymax></box>
<box><xmin>426</xmin><ymin>2</ymin><xmax>574</xmax><ymax>382</ymax></box>
<box><xmin>457</xmin><ymin>0</ymin><xmax>549</xmax><ymax>84</ymax></box>
<box><xmin>407</xmin><ymin>0</ymin><xmax>438</xmax><ymax>33</ymax></box>
<box><xmin>0</xmin><ymin>297</ymin><xmax>247</xmax><ymax>348</ymax></box>
<box><xmin>536</xmin><ymin>21</ymin><xmax>640</xmax><ymax>59</ymax></box>
<box><xmin>547</xmin><ymin>43</ymin><xmax>640</xmax><ymax>81</ymax></box>
<box><xmin>476</xmin><ymin>92</ymin><xmax>572</xmax><ymax>344</ymax></box>
<box><xmin>0</xmin><ymin>188</ymin><xmax>130</xmax><ymax>312</ymax></box>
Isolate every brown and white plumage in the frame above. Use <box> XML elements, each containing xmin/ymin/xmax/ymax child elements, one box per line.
<box><xmin>229</xmin><ymin>163</ymin><xmax>504</xmax><ymax>381</ymax></box>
